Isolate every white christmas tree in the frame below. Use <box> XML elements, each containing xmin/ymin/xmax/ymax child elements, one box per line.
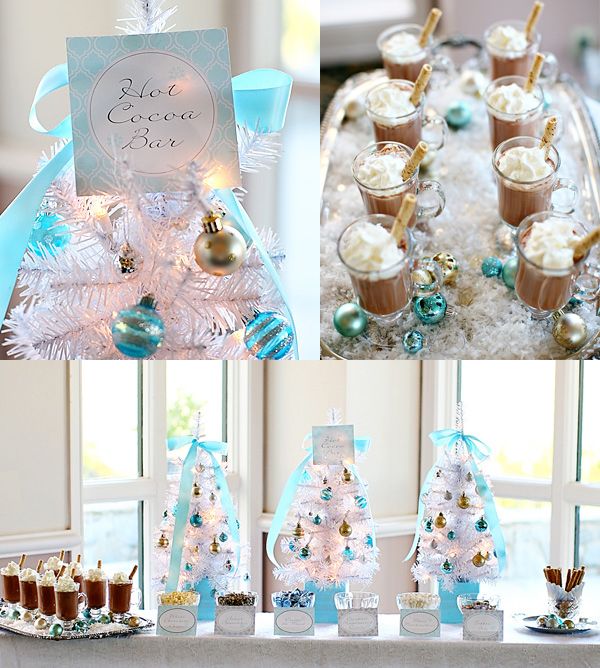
<box><xmin>411</xmin><ymin>403</ymin><xmax>502</xmax><ymax>591</ymax></box>
<box><xmin>273</xmin><ymin>410</ymin><xmax>379</xmax><ymax>589</ymax></box>
<box><xmin>153</xmin><ymin>412</ymin><xmax>244</xmax><ymax>598</ymax></box>
<box><xmin>3</xmin><ymin>0</ymin><xmax>293</xmax><ymax>360</ymax></box>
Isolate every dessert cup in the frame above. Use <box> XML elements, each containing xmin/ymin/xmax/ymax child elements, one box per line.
<box><xmin>36</xmin><ymin>582</ymin><xmax>56</xmax><ymax>621</ymax></box>
<box><xmin>108</xmin><ymin>580</ymin><xmax>140</xmax><ymax>623</ymax></box>
<box><xmin>2</xmin><ymin>574</ymin><xmax>20</xmax><ymax>608</ymax></box>
<box><xmin>54</xmin><ymin>584</ymin><xmax>87</xmax><ymax>630</ymax></box>
<box><xmin>83</xmin><ymin>576</ymin><xmax>107</xmax><ymax>619</ymax></box>
<box><xmin>18</xmin><ymin>578</ymin><xmax>38</xmax><ymax>612</ymax></box>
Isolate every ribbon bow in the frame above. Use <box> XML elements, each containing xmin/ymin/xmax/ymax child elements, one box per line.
<box><xmin>165</xmin><ymin>435</ymin><xmax>240</xmax><ymax>592</ymax></box>
<box><xmin>266</xmin><ymin>433</ymin><xmax>373</xmax><ymax>569</ymax></box>
<box><xmin>0</xmin><ymin>63</ymin><xmax>298</xmax><ymax>360</ymax></box>
<box><xmin>404</xmin><ymin>428</ymin><xmax>506</xmax><ymax>572</ymax></box>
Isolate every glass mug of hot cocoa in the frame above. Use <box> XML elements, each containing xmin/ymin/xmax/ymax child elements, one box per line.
<box><xmin>1</xmin><ymin>561</ymin><xmax>21</xmax><ymax>608</ymax></box>
<box><xmin>515</xmin><ymin>212</ymin><xmax>600</xmax><ymax>319</ymax></box>
<box><xmin>337</xmin><ymin>214</ymin><xmax>415</xmax><ymax>323</ymax></box>
<box><xmin>352</xmin><ymin>142</ymin><xmax>445</xmax><ymax>224</ymax></box>
<box><xmin>83</xmin><ymin>565</ymin><xmax>107</xmax><ymax>619</ymax></box>
<box><xmin>366</xmin><ymin>80</ymin><xmax>447</xmax><ymax>150</ymax></box>
<box><xmin>493</xmin><ymin>136</ymin><xmax>577</xmax><ymax>231</ymax></box>
<box><xmin>54</xmin><ymin>573</ymin><xmax>87</xmax><ymax>629</ymax></box>
<box><xmin>18</xmin><ymin>568</ymin><xmax>39</xmax><ymax>612</ymax></box>
<box><xmin>37</xmin><ymin>570</ymin><xmax>57</xmax><ymax>621</ymax></box>
<box><xmin>108</xmin><ymin>570</ymin><xmax>141</xmax><ymax>623</ymax></box>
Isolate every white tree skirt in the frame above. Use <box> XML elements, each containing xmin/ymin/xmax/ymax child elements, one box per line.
<box><xmin>320</xmin><ymin>72</ymin><xmax>600</xmax><ymax>359</ymax></box>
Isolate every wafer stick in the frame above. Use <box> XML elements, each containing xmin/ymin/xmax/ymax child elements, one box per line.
<box><xmin>409</xmin><ymin>64</ymin><xmax>432</xmax><ymax>107</ymax></box>
<box><xmin>391</xmin><ymin>194</ymin><xmax>417</xmax><ymax>244</ymax></box>
<box><xmin>18</xmin><ymin>554</ymin><xmax>26</xmax><ymax>568</ymax></box>
<box><xmin>70</xmin><ymin>564</ymin><xmax>76</xmax><ymax>577</ymax></box>
<box><xmin>128</xmin><ymin>565</ymin><xmax>138</xmax><ymax>580</ymax></box>
<box><xmin>525</xmin><ymin>1</ymin><xmax>544</xmax><ymax>41</ymax></box>
<box><xmin>76</xmin><ymin>554</ymin><xmax>81</xmax><ymax>563</ymax></box>
<box><xmin>401</xmin><ymin>141</ymin><xmax>429</xmax><ymax>181</ymax></box>
<box><xmin>573</xmin><ymin>227</ymin><xmax>600</xmax><ymax>261</ymax></box>
<box><xmin>36</xmin><ymin>560</ymin><xmax>43</xmax><ymax>573</ymax></box>
<box><xmin>97</xmin><ymin>560</ymin><xmax>102</xmax><ymax>569</ymax></box>
<box><xmin>539</xmin><ymin>116</ymin><xmax>557</xmax><ymax>157</ymax></box>
<box><xmin>58</xmin><ymin>565</ymin><xmax>66</xmax><ymax>578</ymax></box>
<box><xmin>58</xmin><ymin>550</ymin><xmax>65</xmax><ymax>561</ymax></box>
<box><xmin>524</xmin><ymin>53</ymin><xmax>545</xmax><ymax>93</ymax></box>
<box><xmin>419</xmin><ymin>8</ymin><xmax>442</xmax><ymax>48</ymax></box>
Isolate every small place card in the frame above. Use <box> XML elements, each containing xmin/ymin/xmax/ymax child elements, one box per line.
<box><xmin>66</xmin><ymin>29</ymin><xmax>240</xmax><ymax>196</ymax></box>
<box><xmin>312</xmin><ymin>425</ymin><xmax>355</xmax><ymax>465</ymax></box>
<box><xmin>400</xmin><ymin>609</ymin><xmax>441</xmax><ymax>638</ymax></box>
<box><xmin>337</xmin><ymin>608</ymin><xmax>378</xmax><ymax>637</ymax></box>
<box><xmin>273</xmin><ymin>607</ymin><xmax>315</xmax><ymax>636</ymax></box>
<box><xmin>462</xmin><ymin>609</ymin><xmax>504</xmax><ymax>641</ymax></box>
<box><xmin>214</xmin><ymin>605</ymin><xmax>256</xmax><ymax>636</ymax></box>
<box><xmin>156</xmin><ymin>604</ymin><xmax>198</xmax><ymax>636</ymax></box>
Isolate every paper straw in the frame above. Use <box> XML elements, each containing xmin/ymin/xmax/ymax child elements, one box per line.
<box><xmin>391</xmin><ymin>194</ymin><xmax>417</xmax><ymax>244</ymax></box>
<box><xmin>409</xmin><ymin>64</ymin><xmax>432</xmax><ymax>107</ymax></box>
<box><xmin>419</xmin><ymin>8</ymin><xmax>442</xmax><ymax>48</ymax></box>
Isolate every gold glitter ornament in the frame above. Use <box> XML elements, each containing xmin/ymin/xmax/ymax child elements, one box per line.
<box><xmin>472</xmin><ymin>551</ymin><xmax>486</xmax><ymax>567</ymax></box>
<box><xmin>192</xmin><ymin>483</ymin><xmax>202</xmax><ymax>497</ymax></box>
<box><xmin>292</xmin><ymin>521</ymin><xmax>305</xmax><ymax>538</ymax></box>
<box><xmin>128</xmin><ymin>616</ymin><xmax>141</xmax><ymax>628</ymax></box>
<box><xmin>434</xmin><ymin>512</ymin><xmax>447</xmax><ymax>529</ymax></box>
<box><xmin>342</xmin><ymin>467</ymin><xmax>354</xmax><ymax>483</ymax></box>
<box><xmin>432</xmin><ymin>252</ymin><xmax>459</xmax><ymax>285</ymax></box>
<box><xmin>209</xmin><ymin>537</ymin><xmax>221</xmax><ymax>555</ymax></box>
<box><xmin>339</xmin><ymin>519</ymin><xmax>353</xmax><ymax>537</ymax></box>
<box><xmin>157</xmin><ymin>533</ymin><xmax>169</xmax><ymax>548</ymax></box>
<box><xmin>457</xmin><ymin>493</ymin><xmax>470</xmax><ymax>509</ymax></box>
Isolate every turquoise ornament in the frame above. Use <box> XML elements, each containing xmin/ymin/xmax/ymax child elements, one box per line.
<box><xmin>0</xmin><ymin>609</ymin><xmax>7</xmax><ymax>618</ymax></box>
<box><xmin>184</xmin><ymin>562</ymin><xmax>193</xmax><ymax>572</ymax></box>
<box><xmin>342</xmin><ymin>546</ymin><xmax>355</xmax><ymax>561</ymax></box>
<box><xmin>447</xmin><ymin>530</ymin><xmax>456</xmax><ymax>540</ymax></box>
<box><xmin>288</xmin><ymin>540</ymin><xmax>297</xmax><ymax>551</ymax></box>
<box><xmin>219</xmin><ymin>532</ymin><xmax>228</xmax><ymax>542</ymax></box>
<box><xmin>355</xmin><ymin>495</ymin><xmax>367</xmax><ymax>509</ymax></box>
<box><xmin>475</xmin><ymin>517</ymin><xmax>488</xmax><ymax>532</ymax></box>
<box><xmin>312</xmin><ymin>514</ymin><xmax>322</xmax><ymax>525</ymax></box>
<box><xmin>414</xmin><ymin>293</ymin><xmax>447</xmax><ymax>324</ymax></box>
<box><xmin>481</xmin><ymin>256</ymin><xmax>503</xmax><ymax>277</ymax></box>
<box><xmin>72</xmin><ymin>619</ymin><xmax>87</xmax><ymax>633</ymax></box>
<box><xmin>441</xmin><ymin>559</ymin><xmax>454</xmax><ymax>574</ymax></box>
<box><xmin>298</xmin><ymin>546</ymin><xmax>311</xmax><ymax>560</ymax></box>
<box><xmin>333</xmin><ymin>302</ymin><xmax>368</xmax><ymax>338</ymax></box>
<box><xmin>98</xmin><ymin>613</ymin><xmax>111</xmax><ymax>624</ymax></box>
<box><xmin>82</xmin><ymin>607</ymin><xmax>92</xmax><ymax>620</ymax></box>
<box><xmin>111</xmin><ymin>294</ymin><xmax>165</xmax><ymax>359</ymax></box>
<box><xmin>190</xmin><ymin>512</ymin><xmax>203</xmax><ymax>527</ymax></box>
<box><xmin>29</xmin><ymin>212</ymin><xmax>70</xmax><ymax>256</ymax></box>
<box><xmin>445</xmin><ymin>101</ymin><xmax>472</xmax><ymax>129</ymax></box>
<box><xmin>9</xmin><ymin>609</ymin><xmax>20</xmax><ymax>620</ymax></box>
<box><xmin>48</xmin><ymin>622</ymin><xmax>63</xmax><ymax>639</ymax></box>
<box><xmin>424</xmin><ymin>517</ymin><xmax>434</xmax><ymax>533</ymax></box>
<box><xmin>183</xmin><ymin>582</ymin><xmax>193</xmax><ymax>591</ymax></box>
<box><xmin>244</xmin><ymin>311</ymin><xmax>294</xmax><ymax>360</ymax></box>
<box><xmin>501</xmin><ymin>256</ymin><xmax>518</xmax><ymax>288</ymax></box>
<box><xmin>365</xmin><ymin>534</ymin><xmax>374</xmax><ymax>548</ymax></box>
<box><xmin>403</xmin><ymin>330</ymin><xmax>424</xmax><ymax>354</ymax></box>
<box><xmin>321</xmin><ymin>486</ymin><xmax>333</xmax><ymax>501</ymax></box>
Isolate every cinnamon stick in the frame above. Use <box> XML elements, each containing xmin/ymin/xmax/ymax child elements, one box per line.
<box><xmin>128</xmin><ymin>565</ymin><xmax>138</xmax><ymax>580</ymax></box>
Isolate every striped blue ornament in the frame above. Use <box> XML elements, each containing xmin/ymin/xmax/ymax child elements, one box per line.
<box><xmin>244</xmin><ymin>311</ymin><xmax>294</xmax><ymax>360</ymax></box>
<box><xmin>111</xmin><ymin>294</ymin><xmax>165</xmax><ymax>359</ymax></box>
<box><xmin>355</xmin><ymin>495</ymin><xmax>367</xmax><ymax>509</ymax></box>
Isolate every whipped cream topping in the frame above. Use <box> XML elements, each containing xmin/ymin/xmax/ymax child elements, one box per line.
<box><xmin>39</xmin><ymin>570</ymin><xmax>56</xmax><ymax>587</ymax></box>
<box><xmin>19</xmin><ymin>568</ymin><xmax>38</xmax><ymax>582</ymax></box>
<box><xmin>488</xmin><ymin>83</ymin><xmax>539</xmax><ymax>114</ymax></box>
<box><xmin>1</xmin><ymin>562</ymin><xmax>20</xmax><ymax>576</ymax></box>
<box><xmin>110</xmin><ymin>571</ymin><xmax>131</xmax><ymax>585</ymax></box>
<box><xmin>368</xmin><ymin>84</ymin><xmax>416</xmax><ymax>124</ymax></box>
<box><xmin>340</xmin><ymin>222</ymin><xmax>404</xmax><ymax>274</ymax></box>
<box><xmin>498</xmin><ymin>146</ymin><xmax>552</xmax><ymax>182</ymax></box>
<box><xmin>44</xmin><ymin>556</ymin><xmax>63</xmax><ymax>572</ymax></box>
<box><xmin>524</xmin><ymin>217</ymin><xmax>580</xmax><ymax>269</ymax></box>
<box><xmin>382</xmin><ymin>32</ymin><xmax>425</xmax><ymax>62</ymax></box>
<box><xmin>356</xmin><ymin>151</ymin><xmax>407</xmax><ymax>190</ymax></box>
<box><xmin>56</xmin><ymin>574</ymin><xmax>78</xmax><ymax>593</ymax></box>
<box><xmin>68</xmin><ymin>561</ymin><xmax>83</xmax><ymax>577</ymax></box>
<box><xmin>85</xmin><ymin>567</ymin><xmax>106</xmax><ymax>582</ymax></box>
<box><xmin>488</xmin><ymin>25</ymin><xmax>528</xmax><ymax>52</ymax></box>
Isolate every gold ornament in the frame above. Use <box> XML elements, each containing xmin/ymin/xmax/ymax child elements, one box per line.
<box><xmin>157</xmin><ymin>533</ymin><xmax>169</xmax><ymax>548</ymax></box>
<box><xmin>342</xmin><ymin>467</ymin><xmax>354</xmax><ymax>483</ymax></box>
<box><xmin>432</xmin><ymin>252</ymin><xmax>458</xmax><ymax>285</ymax></box>
<box><xmin>34</xmin><ymin>617</ymin><xmax>48</xmax><ymax>630</ymax></box>
<box><xmin>127</xmin><ymin>616</ymin><xmax>141</xmax><ymax>628</ymax></box>
<box><xmin>457</xmin><ymin>492</ymin><xmax>470</xmax><ymax>509</ymax></box>
<box><xmin>472</xmin><ymin>551</ymin><xmax>486</xmax><ymax>567</ymax></box>
<box><xmin>22</xmin><ymin>611</ymin><xmax>34</xmax><ymax>623</ymax></box>
<box><xmin>434</xmin><ymin>512</ymin><xmax>447</xmax><ymax>529</ymax></box>
<box><xmin>292</xmin><ymin>521</ymin><xmax>305</xmax><ymax>538</ymax></box>
<box><xmin>552</xmin><ymin>312</ymin><xmax>588</xmax><ymax>350</ymax></box>
<box><xmin>193</xmin><ymin>211</ymin><xmax>247</xmax><ymax>276</ymax></box>
<box><xmin>339</xmin><ymin>519</ymin><xmax>353</xmax><ymax>537</ymax></box>
<box><xmin>192</xmin><ymin>483</ymin><xmax>202</xmax><ymax>497</ymax></box>
<box><xmin>209</xmin><ymin>537</ymin><xmax>221</xmax><ymax>555</ymax></box>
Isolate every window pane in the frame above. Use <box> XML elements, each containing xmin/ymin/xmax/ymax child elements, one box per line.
<box><xmin>460</xmin><ymin>361</ymin><xmax>555</xmax><ymax>480</ymax></box>
<box><xmin>282</xmin><ymin>0</ymin><xmax>319</xmax><ymax>84</ymax></box>
<box><xmin>481</xmin><ymin>499</ymin><xmax>551</xmax><ymax>613</ymax></box>
<box><xmin>576</xmin><ymin>505</ymin><xmax>600</xmax><ymax>618</ymax></box>
<box><xmin>579</xmin><ymin>363</ymin><xmax>600</xmax><ymax>483</ymax></box>
<box><xmin>82</xmin><ymin>361</ymin><xmax>140</xmax><ymax>481</ymax></box>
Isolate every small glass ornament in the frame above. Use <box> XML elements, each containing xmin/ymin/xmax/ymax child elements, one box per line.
<box><xmin>298</xmin><ymin>546</ymin><xmax>311</xmax><ymax>560</ymax></box>
<box><xmin>224</xmin><ymin>559</ymin><xmax>233</xmax><ymax>572</ymax></box>
<box><xmin>157</xmin><ymin>533</ymin><xmax>169</xmax><ymax>548</ymax></box>
<box><xmin>320</xmin><ymin>486</ymin><xmax>333</xmax><ymax>501</ymax></box>
<box><xmin>342</xmin><ymin>467</ymin><xmax>354</xmax><ymax>483</ymax></box>
<box><xmin>354</xmin><ymin>495</ymin><xmax>367</xmax><ymax>509</ymax></box>
<box><xmin>98</xmin><ymin>613</ymin><xmax>111</xmax><ymax>624</ymax></box>
<box><xmin>193</xmin><ymin>211</ymin><xmax>247</xmax><ymax>276</ymax></box>
<box><xmin>424</xmin><ymin>517</ymin><xmax>434</xmax><ymax>533</ymax></box>
<box><xmin>457</xmin><ymin>492</ymin><xmax>470</xmax><ymax>509</ymax></box>
<box><xmin>434</xmin><ymin>512</ymin><xmax>447</xmax><ymax>529</ymax></box>
<box><xmin>209</xmin><ymin>537</ymin><xmax>221</xmax><ymax>555</ymax></box>
<box><xmin>312</xmin><ymin>514</ymin><xmax>322</xmax><ymax>525</ymax></box>
<box><xmin>29</xmin><ymin>212</ymin><xmax>71</xmax><ymax>257</ymax></box>
<box><xmin>333</xmin><ymin>302</ymin><xmax>367</xmax><ymax>338</ymax></box>
<box><xmin>552</xmin><ymin>312</ymin><xmax>588</xmax><ymax>350</ymax></box>
<box><xmin>403</xmin><ymin>330</ymin><xmax>425</xmax><ymax>354</ymax></box>
<box><xmin>111</xmin><ymin>294</ymin><xmax>165</xmax><ymax>359</ymax></box>
<box><xmin>501</xmin><ymin>256</ymin><xmax>518</xmax><ymax>289</ymax></box>
<box><xmin>48</xmin><ymin>622</ymin><xmax>63</xmax><ymax>638</ymax></box>
<box><xmin>9</xmin><ymin>610</ymin><xmax>20</xmax><ymax>621</ymax></box>
<box><xmin>115</xmin><ymin>241</ymin><xmax>141</xmax><ymax>276</ymax></box>
<box><xmin>190</xmin><ymin>512</ymin><xmax>203</xmax><ymax>527</ymax></box>
<box><xmin>445</xmin><ymin>101</ymin><xmax>472</xmax><ymax>129</ymax></box>
<box><xmin>481</xmin><ymin>256</ymin><xmax>503</xmax><ymax>277</ymax></box>
<box><xmin>444</xmin><ymin>490</ymin><xmax>452</xmax><ymax>501</ymax></box>
<box><xmin>292</xmin><ymin>521</ymin><xmax>305</xmax><ymax>538</ymax></box>
<box><xmin>339</xmin><ymin>519</ymin><xmax>352</xmax><ymax>537</ymax></box>
<box><xmin>244</xmin><ymin>311</ymin><xmax>294</xmax><ymax>360</ymax></box>
<box><xmin>441</xmin><ymin>560</ymin><xmax>454</xmax><ymax>574</ymax></box>
<box><xmin>414</xmin><ymin>293</ymin><xmax>447</xmax><ymax>325</ymax></box>
<box><xmin>184</xmin><ymin>562</ymin><xmax>193</xmax><ymax>572</ymax></box>
<box><xmin>472</xmin><ymin>551</ymin><xmax>486</xmax><ymax>567</ymax></box>
<box><xmin>431</xmin><ymin>252</ymin><xmax>459</xmax><ymax>286</ymax></box>
<box><xmin>411</xmin><ymin>259</ymin><xmax>442</xmax><ymax>297</ymax></box>
<box><xmin>34</xmin><ymin>617</ymin><xmax>48</xmax><ymax>630</ymax></box>
<box><xmin>447</xmin><ymin>530</ymin><xmax>456</xmax><ymax>540</ymax></box>
<box><xmin>365</xmin><ymin>534</ymin><xmax>374</xmax><ymax>548</ymax></box>
<box><xmin>219</xmin><ymin>532</ymin><xmax>228</xmax><ymax>542</ymax></box>
<box><xmin>475</xmin><ymin>517</ymin><xmax>488</xmax><ymax>532</ymax></box>
<box><xmin>288</xmin><ymin>540</ymin><xmax>297</xmax><ymax>552</ymax></box>
<box><xmin>342</xmin><ymin>546</ymin><xmax>355</xmax><ymax>561</ymax></box>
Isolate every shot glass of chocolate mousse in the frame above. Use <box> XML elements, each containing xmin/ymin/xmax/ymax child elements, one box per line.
<box><xmin>1</xmin><ymin>562</ymin><xmax>21</xmax><ymax>608</ymax></box>
<box><xmin>366</xmin><ymin>80</ymin><xmax>447</xmax><ymax>149</ymax></box>
<box><xmin>337</xmin><ymin>214</ymin><xmax>415</xmax><ymax>323</ymax></box>
<box><xmin>83</xmin><ymin>566</ymin><xmax>107</xmax><ymax>619</ymax></box>
<box><xmin>18</xmin><ymin>568</ymin><xmax>39</xmax><ymax>612</ymax></box>
<box><xmin>515</xmin><ymin>212</ymin><xmax>599</xmax><ymax>318</ymax></box>
<box><xmin>37</xmin><ymin>570</ymin><xmax>57</xmax><ymax>621</ymax></box>
<box><xmin>352</xmin><ymin>142</ymin><xmax>445</xmax><ymax>223</ymax></box>
<box><xmin>493</xmin><ymin>136</ymin><xmax>578</xmax><ymax>232</ymax></box>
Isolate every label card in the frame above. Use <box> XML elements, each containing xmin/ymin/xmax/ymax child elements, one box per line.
<box><xmin>156</xmin><ymin>604</ymin><xmax>198</xmax><ymax>636</ymax></box>
<box><xmin>273</xmin><ymin>607</ymin><xmax>315</xmax><ymax>636</ymax></box>
<box><xmin>400</xmin><ymin>609</ymin><xmax>441</xmax><ymax>638</ymax></box>
<box><xmin>66</xmin><ymin>29</ymin><xmax>240</xmax><ymax>196</ymax></box>
<box><xmin>312</xmin><ymin>425</ymin><xmax>355</xmax><ymax>465</ymax></box>
<box><xmin>337</xmin><ymin>608</ymin><xmax>378</xmax><ymax>637</ymax></box>
<box><xmin>462</xmin><ymin>609</ymin><xmax>504</xmax><ymax>641</ymax></box>
<box><xmin>214</xmin><ymin>605</ymin><xmax>256</xmax><ymax>636</ymax></box>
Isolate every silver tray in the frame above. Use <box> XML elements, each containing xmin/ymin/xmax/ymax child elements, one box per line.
<box><xmin>320</xmin><ymin>66</ymin><xmax>600</xmax><ymax>360</ymax></box>
<box><xmin>522</xmin><ymin>615</ymin><xmax>596</xmax><ymax>635</ymax></box>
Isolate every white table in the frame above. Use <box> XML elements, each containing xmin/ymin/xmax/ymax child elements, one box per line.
<box><xmin>1</xmin><ymin>613</ymin><xmax>599</xmax><ymax>668</ymax></box>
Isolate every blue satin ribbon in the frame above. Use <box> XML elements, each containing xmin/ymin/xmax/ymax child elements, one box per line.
<box><xmin>0</xmin><ymin>64</ymin><xmax>294</xmax><ymax>338</ymax></box>
<box><xmin>404</xmin><ymin>429</ymin><xmax>507</xmax><ymax>572</ymax></box>
<box><xmin>165</xmin><ymin>436</ymin><xmax>240</xmax><ymax>592</ymax></box>
<box><xmin>266</xmin><ymin>434</ymin><xmax>374</xmax><ymax>569</ymax></box>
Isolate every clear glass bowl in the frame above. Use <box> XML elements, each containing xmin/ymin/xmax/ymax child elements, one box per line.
<box><xmin>396</xmin><ymin>592</ymin><xmax>440</xmax><ymax>610</ymax></box>
<box><xmin>215</xmin><ymin>591</ymin><xmax>259</xmax><ymax>607</ymax></box>
<box><xmin>157</xmin><ymin>591</ymin><xmax>200</xmax><ymax>606</ymax></box>
<box><xmin>271</xmin><ymin>590</ymin><xmax>315</xmax><ymax>608</ymax></box>
<box><xmin>334</xmin><ymin>592</ymin><xmax>379</xmax><ymax>610</ymax></box>
<box><xmin>457</xmin><ymin>594</ymin><xmax>500</xmax><ymax>612</ymax></box>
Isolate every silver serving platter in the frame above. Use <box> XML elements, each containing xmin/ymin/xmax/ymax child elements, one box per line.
<box><xmin>523</xmin><ymin>615</ymin><xmax>596</xmax><ymax>635</ymax></box>
<box><xmin>320</xmin><ymin>61</ymin><xmax>600</xmax><ymax>360</ymax></box>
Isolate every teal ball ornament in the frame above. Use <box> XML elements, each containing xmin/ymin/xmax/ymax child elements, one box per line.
<box><xmin>414</xmin><ymin>293</ymin><xmax>447</xmax><ymax>324</ymax></box>
<box><xmin>403</xmin><ymin>330</ymin><xmax>424</xmax><ymax>354</ymax></box>
<box><xmin>48</xmin><ymin>622</ymin><xmax>63</xmax><ymax>639</ymax></box>
<box><xmin>9</xmin><ymin>609</ymin><xmax>21</xmax><ymax>620</ymax></box>
<box><xmin>190</xmin><ymin>512</ymin><xmax>203</xmax><ymax>527</ymax></box>
<box><xmin>482</xmin><ymin>256</ymin><xmax>503</xmax><ymax>277</ymax></box>
<box><xmin>333</xmin><ymin>302</ymin><xmax>367</xmax><ymax>338</ymax></box>
<box><xmin>219</xmin><ymin>532</ymin><xmax>228</xmax><ymax>542</ymax></box>
<box><xmin>82</xmin><ymin>607</ymin><xmax>92</xmax><ymax>620</ymax></box>
<box><xmin>441</xmin><ymin>560</ymin><xmax>454</xmax><ymax>574</ymax></box>
<box><xmin>98</xmin><ymin>613</ymin><xmax>111</xmax><ymax>624</ymax></box>
<box><xmin>320</xmin><ymin>486</ymin><xmax>333</xmax><ymax>501</ymax></box>
<box><xmin>447</xmin><ymin>530</ymin><xmax>456</xmax><ymax>540</ymax></box>
<box><xmin>502</xmin><ymin>256</ymin><xmax>518</xmax><ymax>289</ymax></box>
<box><xmin>365</xmin><ymin>534</ymin><xmax>374</xmax><ymax>548</ymax></box>
<box><xmin>355</xmin><ymin>495</ymin><xmax>367</xmax><ymax>509</ymax></box>
<box><xmin>288</xmin><ymin>540</ymin><xmax>297</xmax><ymax>551</ymax></box>
<box><xmin>244</xmin><ymin>311</ymin><xmax>294</xmax><ymax>360</ymax></box>
<box><xmin>0</xmin><ymin>609</ymin><xmax>8</xmax><ymax>618</ymax></box>
<box><xmin>29</xmin><ymin>212</ymin><xmax>71</xmax><ymax>257</ymax></box>
<box><xmin>342</xmin><ymin>546</ymin><xmax>355</xmax><ymax>561</ymax></box>
<box><xmin>424</xmin><ymin>517</ymin><xmax>434</xmax><ymax>533</ymax></box>
<box><xmin>184</xmin><ymin>562</ymin><xmax>193</xmax><ymax>572</ymax></box>
<box><xmin>112</xmin><ymin>294</ymin><xmax>165</xmax><ymax>359</ymax></box>
<box><xmin>312</xmin><ymin>514</ymin><xmax>322</xmax><ymax>525</ymax></box>
<box><xmin>475</xmin><ymin>517</ymin><xmax>488</xmax><ymax>532</ymax></box>
<box><xmin>298</xmin><ymin>546</ymin><xmax>311</xmax><ymax>561</ymax></box>
<box><xmin>445</xmin><ymin>101</ymin><xmax>472</xmax><ymax>129</ymax></box>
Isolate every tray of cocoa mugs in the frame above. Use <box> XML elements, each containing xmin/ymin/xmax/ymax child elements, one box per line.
<box><xmin>320</xmin><ymin>39</ymin><xmax>600</xmax><ymax>360</ymax></box>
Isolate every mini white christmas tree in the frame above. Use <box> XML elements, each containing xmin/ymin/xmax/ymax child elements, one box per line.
<box><xmin>410</xmin><ymin>403</ymin><xmax>503</xmax><ymax>591</ymax></box>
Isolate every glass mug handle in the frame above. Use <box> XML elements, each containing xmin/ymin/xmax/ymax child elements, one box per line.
<box><xmin>551</xmin><ymin>178</ymin><xmax>578</xmax><ymax>214</ymax></box>
<box><xmin>422</xmin><ymin>114</ymin><xmax>447</xmax><ymax>150</ymax></box>
<box><xmin>539</xmin><ymin>51</ymin><xmax>559</xmax><ymax>87</ymax></box>
<box><xmin>429</xmin><ymin>52</ymin><xmax>456</xmax><ymax>89</ymax></box>
<box><xmin>417</xmin><ymin>180</ymin><xmax>446</xmax><ymax>220</ymax></box>
<box><xmin>77</xmin><ymin>592</ymin><xmax>88</xmax><ymax>611</ymax></box>
<box><xmin>574</xmin><ymin>264</ymin><xmax>600</xmax><ymax>305</ymax></box>
<box><xmin>132</xmin><ymin>587</ymin><xmax>142</xmax><ymax>609</ymax></box>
